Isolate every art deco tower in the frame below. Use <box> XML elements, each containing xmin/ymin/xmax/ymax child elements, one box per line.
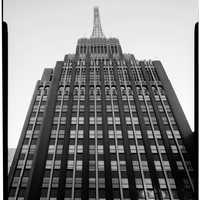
<box><xmin>8</xmin><ymin>7</ymin><xmax>195</xmax><ymax>200</ymax></box>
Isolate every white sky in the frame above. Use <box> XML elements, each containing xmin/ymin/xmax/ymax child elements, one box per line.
<box><xmin>4</xmin><ymin>0</ymin><xmax>198</xmax><ymax>147</ymax></box>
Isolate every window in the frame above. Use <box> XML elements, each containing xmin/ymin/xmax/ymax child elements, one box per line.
<box><xmin>143</xmin><ymin>117</ymin><xmax>150</xmax><ymax>124</ymax></box>
<box><xmin>54</xmin><ymin>160</ymin><xmax>61</xmax><ymax>169</ymax></box>
<box><xmin>89</xmin><ymin>178</ymin><xmax>96</xmax><ymax>188</ymax></box>
<box><xmin>166</xmin><ymin>130</ymin><xmax>173</xmax><ymax>139</ymax></box>
<box><xmin>141</xmin><ymin>161</ymin><xmax>149</xmax><ymax>171</ymax></box>
<box><xmin>112</xmin><ymin>178</ymin><xmax>119</xmax><ymax>188</ymax></box>
<box><xmin>115</xmin><ymin>117</ymin><xmax>120</xmax><ymax>124</ymax></box>
<box><xmin>154</xmin><ymin>161</ymin><xmax>161</xmax><ymax>171</ymax></box>
<box><xmin>158</xmin><ymin>178</ymin><xmax>167</xmax><ymax>189</ymax></box>
<box><xmin>173</xmin><ymin>130</ymin><xmax>181</xmax><ymax>139</ymax></box>
<box><xmin>138</xmin><ymin>145</ymin><xmax>145</xmax><ymax>153</ymax></box>
<box><xmin>154</xmin><ymin>130</ymin><xmax>161</xmax><ymax>138</ymax></box>
<box><xmin>65</xmin><ymin>177</ymin><xmax>73</xmax><ymax>187</ymax></box>
<box><xmin>69</xmin><ymin>145</ymin><xmax>75</xmax><ymax>154</ymax></box>
<box><xmin>108</xmin><ymin>130</ymin><xmax>114</xmax><ymax>138</ymax></box>
<box><xmin>127</xmin><ymin>130</ymin><xmax>134</xmax><ymax>138</ymax></box>
<box><xmin>111</xmin><ymin>161</ymin><xmax>117</xmax><ymax>171</ymax></box>
<box><xmin>71</xmin><ymin>117</ymin><xmax>77</xmax><ymax>124</ymax></box>
<box><xmin>159</xmin><ymin>145</ymin><xmax>166</xmax><ymax>153</ymax></box>
<box><xmin>89</xmin><ymin>160</ymin><xmax>95</xmax><ymax>171</ymax></box>
<box><xmin>144</xmin><ymin>178</ymin><xmax>152</xmax><ymax>189</ymax></box>
<box><xmin>186</xmin><ymin>161</ymin><xmax>193</xmax><ymax>171</ymax></box>
<box><xmin>75</xmin><ymin>177</ymin><xmax>82</xmax><ymax>188</ymax></box>
<box><xmin>98</xmin><ymin>161</ymin><xmax>104</xmax><ymax>171</ymax></box>
<box><xmin>52</xmin><ymin>177</ymin><xmax>59</xmax><ymax>188</ymax></box>
<box><xmin>106</xmin><ymin>105</ymin><xmax>112</xmax><ymax>112</ymax></box>
<box><xmin>97</xmin><ymin>130</ymin><xmax>103</xmax><ymax>138</ymax></box>
<box><xmin>132</xmin><ymin>117</ymin><xmax>139</xmax><ymax>124</ymax></box>
<box><xmin>121</xmin><ymin>178</ymin><xmax>129</xmax><ymax>188</ymax></box>
<box><xmin>12</xmin><ymin>177</ymin><xmax>20</xmax><ymax>187</ymax></box>
<box><xmin>132</xmin><ymin>161</ymin><xmax>140</xmax><ymax>171</ymax></box>
<box><xmin>78</xmin><ymin>130</ymin><xmax>84</xmax><ymax>138</ymax></box>
<box><xmin>147</xmin><ymin>130</ymin><xmax>153</xmax><ymax>138</ymax></box>
<box><xmin>77</xmin><ymin>145</ymin><xmax>83</xmax><ymax>153</ymax></box>
<box><xmin>45</xmin><ymin>160</ymin><xmax>52</xmax><ymax>169</ymax></box>
<box><xmin>151</xmin><ymin>117</ymin><xmax>157</xmax><ymax>124</ymax></box>
<box><xmin>67</xmin><ymin>160</ymin><xmax>74</xmax><ymax>169</ymax></box>
<box><xmin>99</xmin><ymin>178</ymin><xmax>105</xmax><ymax>188</ymax></box>
<box><xmin>135</xmin><ymin>130</ymin><xmax>142</xmax><ymax>138</ymax></box>
<box><xmin>116</xmin><ymin>130</ymin><xmax>122</xmax><ymax>138</ymax></box>
<box><xmin>130</xmin><ymin>145</ymin><xmax>136</xmax><ymax>153</ymax></box>
<box><xmin>171</xmin><ymin>145</ymin><xmax>178</xmax><ymax>153</ymax></box>
<box><xmin>89</xmin><ymin>130</ymin><xmax>95</xmax><ymax>138</ymax></box>
<box><xmin>163</xmin><ymin>161</ymin><xmax>170</xmax><ymax>171</ymax></box>
<box><xmin>89</xmin><ymin>117</ymin><xmax>95</xmax><ymax>124</ymax></box>
<box><xmin>89</xmin><ymin>145</ymin><xmax>95</xmax><ymax>154</ymax></box>
<box><xmin>135</xmin><ymin>178</ymin><xmax>143</xmax><ymax>189</ymax></box>
<box><xmin>56</xmin><ymin>145</ymin><xmax>63</xmax><ymax>154</ymax></box>
<box><xmin>117</xmin><ymin>145</ymin><xmax>124</xmax><ymax>153</ymax></box>
<box><xmin>98</xmin><ymin>145</ymin><xmax>104</xmax><ymax>154</ymax></box>
<box><xmin>120</xmin><ymin>160</ymin><xmax>126</xmax><ymax>171</ymax></box>
<box><xmin>125</xmin><ymin>117</ymin><xmax>131</xmax><ymax>125</ymax></box>
<box><xmin>97</xmin><ymin>117</ymin><xmax>102</xmax><ymax>124</ymax></box>
<box><xmin>162</xmin><ymin>116</ymin><xmax>168</xmax><ymax>124</ymax></box>
<box><xmin>176</xmin><ymin>161</ymin><xmax>184</xmax><ymax>170</ymax></box>
<box><xmin>107</xmin><ymin>117</ymin><xmax>113</xmax><ymax>124</ymax></box>
<box><xmin>79</xmin><ymin>117</ymin><xmax>84</xmax><ymax>124</ymax></box>
<box><xmin>179</xmin><ymin>145</ymin><xmax>187</xmax><ymax>153</ymax></box>
<box><xmin>110</xmin><ymin>145</ymin><xmax>116</xmax><ymax>153</ymax></box>
<box><xmin>76</xmin><ymin>160</ymin><xmax>83</xmax><ymax>170</ymax></box>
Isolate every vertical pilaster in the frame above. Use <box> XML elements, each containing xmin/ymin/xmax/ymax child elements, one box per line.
<box><xmin>99</xmin><ymin>61</ymin><xmax>113</xmax><ymax>199</ymax></box>
<box><xmin>81</xmin><ymin>54</ymin><xmax>90</xmax><ymax>199</ymax></box>
<box><xmin>57</xmin><ymin>57</ymin><xmax>78</xmax><ymax>200</ymax></box>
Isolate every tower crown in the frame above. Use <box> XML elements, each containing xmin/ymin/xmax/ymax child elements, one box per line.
<box><xmin>90</xmin><ymin>7</ymin><xmax>105</xmax><ymax>38</ymax></box>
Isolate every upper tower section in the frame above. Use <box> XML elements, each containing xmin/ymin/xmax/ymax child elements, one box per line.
<box><xmin>76</xmin><ymin>7</ymin><xmax>123</xmax><ymax>58</ymax></box>
<box><xmin>91</xmin><ymin>7</ymin><xmax>105</xmax><ymax>38</ymax></box>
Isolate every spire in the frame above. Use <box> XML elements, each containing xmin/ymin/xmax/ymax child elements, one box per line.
<box><xmin>91</xmin><ymin>7</ymin><xmax>105</xmax><ymax>38</ymax></box>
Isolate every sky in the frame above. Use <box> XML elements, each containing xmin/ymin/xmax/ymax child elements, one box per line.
<box><xmin>4</xmin><ymin>0</ymin><xmax>198</xmax><ymax>147</ymax></box>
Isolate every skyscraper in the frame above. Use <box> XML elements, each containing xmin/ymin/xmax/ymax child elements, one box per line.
<box><xmin>8</xmin><ymin>7</ymin><xmax>195</xmax><ymax>200</ymax></box>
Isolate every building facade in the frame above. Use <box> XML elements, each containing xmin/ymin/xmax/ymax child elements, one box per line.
<box><xmin>8</xmin><ymin>7</ymin><xmax>195</xmax><ymax>200</ymax></box>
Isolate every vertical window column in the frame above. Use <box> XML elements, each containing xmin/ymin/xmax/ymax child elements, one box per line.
<box><xmin>71</xmin><ymin>65</ymin><xmax>83</xmax><ymax>199</ymax></box>
<box><xmin>45</xmin><ymin>66</ymin><xmax>69</xmax><ymax>199</ymax></box>
<box><xmin>107</xmin><ymin>66</ymin><xmax>124</xmax><ymax>199</ymax></box>
<box><xmin>57</xmin><ymin>59</ymin><xmax>77</xmax><ymax>200</ymax></box>
<box><xmin>135</xmin><ymin>63</ymin><xmax>174</xmax><ymax>200</ymax></box>
<box><xmin>120</xmin><ymin>66</ymin><xmax>149</xmax><ymax>199</ymax></box>
<box><xmin>126</xmin><ymin>58</ymin><xmax>163</xmax><ymax>200</ymax></box>
<box><xmin>112</xmin><ymin>59</ymin><xmax>138</xmax><ymax>200</ymax></box>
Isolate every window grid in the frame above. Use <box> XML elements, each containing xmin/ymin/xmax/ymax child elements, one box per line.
<box><xmin>120</xmin><ymin>65</ymin><xmax>148</xmax><ymax>199</ymax></box>
<box><xmin>71</xmin><ymin>64</ymin><xmax>84</xmax><ymax>199</ymax></box>
<box><xmin>148</xmin><ymin>64</ymin><xmax>194</xmax><ymax>192</ymax></box>
<box><xmin>135</xmin><ymin>61</ymin><xmax>174</xmax><ymax>200</ymax></box>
